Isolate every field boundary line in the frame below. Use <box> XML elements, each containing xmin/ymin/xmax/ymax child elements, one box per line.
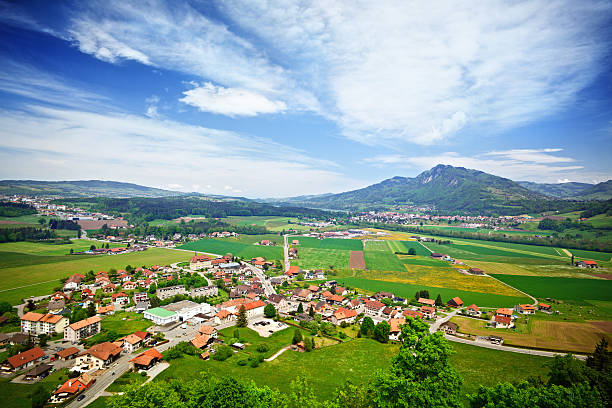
<box><xmin>561</xmin><ymin>248</ymin><xmax>572</xmax><ymax>257</ymax></box>
<box><xmin>418</xmin><ymin>241</ymin><xmax>433</xmax><ymax>253</ymax></box>
<box><xmin>0</xmin><ymin>279</ymin><xmax>59</xmax><ymax>293</ymax></box>
<box><xmin>452</xmin><ymin>240</ymin><xmax>564</xmax><ymax>260</ymax></box>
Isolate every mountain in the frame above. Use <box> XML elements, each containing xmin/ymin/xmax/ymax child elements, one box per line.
<box><xmin>276</xmin><ymin>164</ymin><xmax>557</xmax><ymax>214</ymax></box>
<box><xmin>0</xmin><ymin>180</ymin><xmax>187</xmax><ymax>198</ymax></box>
<box><xmin>516</xmin><ymin>181</ymin><xmax>594</xmax><ymax>199</ymax></box>
<box><xmin>578</xmin><ymin>180</ymin><xmax>612</xmax><ymax>200</ymax></box>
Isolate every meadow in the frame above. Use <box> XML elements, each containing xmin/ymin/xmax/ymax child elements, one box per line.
<box><xmin>179</xmin><ymin>238</ymin><xmax>283</xmax><ymax>260</ymax></box>
<box><xmin>364</xmin><ymin>240</ymin><xmax>390</xmax><ymax>251</ymax></box>
<box><xmin>0</xmin><ymin>245</ymin><xmax>191</xmax><ymax>304</ymax></box>
<box><xmin>290</xmin><ymin>247</ymin><xmax>350</xmax><ymax>270</ymax></box>
<box><xmin>336</xmin><ymin>276</ymin><xmax>531</xmax><ymax>306</ymax></box>
<box><xmin>225</xmin><ymin>216</ymin><xmax>312</xmax><ymax>232</ymax></box>
<box><xmin>0</xmin><ymin>368</ymin><xmax>69</xmax><ymax>408</ymax></box>
<box><xmin>468</xmin><ymin>260</ymin><xmax>603</xmax><ymax>279</ymax></box>
<box><xmin>84</xmin><ymin>311</ymin><xmax>152</xmax><ymax>346</ymax></box>
<box><xmin>451</xmin><ymin>316</ymin><xmax>611</xmax><ymax>353</ymax></box>
<box><xmin>296</xmin><ymin>236</ymin><xmax>363</xmax><ymax>251</ymax></box>
<box><xmin>490</xmin><ymin>274</ymin><xmax>612</xmax><ymax>301</ymax></box>
<box><xmin>364</xmin><ymin>251</ymin><xmax>407</xmax><ymax>271</ymax></box>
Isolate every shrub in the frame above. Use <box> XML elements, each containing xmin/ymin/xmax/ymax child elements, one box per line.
<box><xmin>249</xmin><ymin>358</ymin><xmax>260</xmax><ymax>368</ymax></box>
<box><xmin>256</xmin><ymin>343</ymin><xmax>269</xmax><ymax>353</ymax></box>
<box><xmin>237</xmin><ymin>358</ymin><xmax>248</xmax><ymax>366</ymax></box>
<box><xmin>211</xmin><ymin>345</ymin><xmax>233</xmax><ymax>361</ymax></box>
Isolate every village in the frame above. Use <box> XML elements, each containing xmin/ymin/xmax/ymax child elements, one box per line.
<box><xmin>0</xmin><ymin>234</ymin><xmax>567</xmax><ymax>407</ymax></box>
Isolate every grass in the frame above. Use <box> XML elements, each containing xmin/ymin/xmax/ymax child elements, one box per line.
<box><xmin>364</xmin><ymin>251</ymin><xmax>407</xmax><ymax>271</ymax></box>
<box><xmin>451</xmin><ymin>316</ymin><xmax>611</xmax><ymax>354</ymax></box>
<box><xmin>219</xmin><ymin>326</ymin><xmax>310</xmax><ymax>358</ymax></box>
<box><xmin>398</xmin><ymin>255</ymin><xmax>450</xmax><ymax>267</ymax></box>
<box><xmin>450</xmin><ymin>341</ymin><xmax>550</xmax><ymax>394</ymax></box>
<box><xmin>391</xmin><ymin>240</ymin><xmax>431</xmax><ymax>256</ymax></box>
<box><xmin>295</xmin><ymin>236</ymin><xmax>363</xmax><ymax>251</ymax></box>
<box><xmin>156</xmin><ymin>338</ymin><xmax>397</xmax><ymax>401</ymax></box>
<box><xmin>566</xmin><ymin>248</ymin><xmax>612</xmax><ymax>262</ymax></box>
<box><xmin>423</xmin><ymin>241</ymin><xmax>554</xmax><ymax>261</ymax></box>
<box><xmin>364</xmin><ymin>240</ymin><xmax>391</xmax><ymax>251</ymax></box>
<box><xmin>106</xmin><ymin>371</ymin><xmax>148</xmax><ymax>392</ymax></box>
<box><xmin>336</xmin><ymin>276</ymin><xmax>531</xmax><ymax>306</ymax></box>
<box><xmin>467</xmin><ymin>260</ymin><xmax>603</xmax><ymax>279</ymax></box>
<box><xmin>490</xmin><ymin>274</ymin><xmax>612</xmax><ymax>301</ymax></box>
<box><xmin>84</xmin><ymin>311</ymin><xmax>152</xmax><ymax>346</ymax></box>
<box><xmin>0</xmin><ymin>239</ymin><xmax>107</xmax><ymax>256</ymax></box>
<box><xmin>0</xmin><ymin>368</ymin><xmax>68</xmax><ymax>408</ymax></box>
<box><xmin>0</xmin><ymin>246</ymin><xmax>191</xmax><ymax>305</ymax></box>
<box><xmin>179</xmin><ymin>238</ymin><xmax>283</xmax><ymax>260</ymax></box>
<box><xmin>290</xmin><ymin>247</ymin><xmax>350</xmax><ymax>270</ymax></box>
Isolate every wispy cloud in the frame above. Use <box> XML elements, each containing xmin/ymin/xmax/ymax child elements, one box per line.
<box><xmin>0</xmin><ymin>104</ymin><xmax>360</xmax><ymax>197</ymax></box>
<box><xmin>363</xmin><ymin>149</ymin><xmax>611</xmax><ymax>183</ymax></box>
<box><xmin>180</xmin><ymin>82</ymin><xmax>286</xmax><ymax>117</ymax></box>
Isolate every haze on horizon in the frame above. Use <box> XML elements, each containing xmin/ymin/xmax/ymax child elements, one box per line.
<box><xmin>0</xmin><ymin>0</ymin><xmax>611</xmax><ymax>198</ymax></box>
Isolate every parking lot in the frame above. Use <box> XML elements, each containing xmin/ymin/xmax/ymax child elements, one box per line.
<box><xmin>248</xmin><ymin>318</ymin><xmax>287</xmax><ymax>337</ymax></box>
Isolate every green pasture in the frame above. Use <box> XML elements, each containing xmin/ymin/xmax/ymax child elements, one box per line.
<box><xmin>0</xmin><ymin>239</ymin><xmax>108</xmax><ymax>256</ymax></box>
<box><xmin>179</xmin><ymin>238</ymin><xmax>283</xmax><ymax>260</ymax></box>
<box><xmin>0</xmin><ymin>368</ymin><xmax>68</xmax><ymax>408</ymax></box>
<box><xmin>364</xmin><ymin>251</ymin><xmax>406</xmax><ymax>272</ymax></box>
<box><xmin>490</xmin><ymin>274</ymin><xmax>612</xmax><ymax>302</ymax></box>
<box><xmin>337</xmin><ymin>277</ymin><xmax>531</xmax><ymax>306</ymax></box>
<box><xmin>566</xmin><ymin>248</ymin><xmax>612</xmax><ymax>262</ymax></box>
<box><xmin>290</xmin><ymin>247</ymin><xmax>350</xmax><ymax>270</ymax></box>
<box><xmin>364</xmin><ymin>240</ymin><xmax>390</xmax><ymax>251</ymax></box>
<box><xmin>399</xmin><ymin>256</ymin><xmax>450</xmax><ymax>267</ymax></box>
<box><xmin>296</xmin><ymin>236</ymin><xmax>363</xmax><ymax>251</ymax></box>
<box><xmin>0</xmin><ymin>247</ymin><xmax>190</xmax><ymax>305</ymax></box>
<box><xmin>450</xmin><ymin>239</ymin><xmax>565</xmax><ymax>257</ymax></box>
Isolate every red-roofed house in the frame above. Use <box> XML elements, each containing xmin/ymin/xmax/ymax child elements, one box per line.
<box><xmin>420</xmin><ymin>306</ymin><xmax>436</xmax><ymax>319</ymax></box>
<box><xmin>418</xmin><ymin>298</ymin><xmax>435</xmax><ymax>306</ymax></box>
<box><xmin>53</xmin><ymin>373</ymin><xmax>94</xmax><ymax>398</ymax></box>
<box><xmin>130</xmin><ymin>348</ymin><xmax>163</xmax><ymax>370</ymax></box>
<box><xmin>243</xmin><ymin>300</ymin><xmax>266</xmax><ymax>317</ymax></box>
<box><xmin>1</xmin><ymin>347</ymin><xmax>45</xmax><ymax>372</ymax></box>
<box><xmin>331</xmin><ymin>307</ymin><xmax>358</xmax><ymax>325</ymax></box>
<box><xmin>364</xmin><ymin>300</ymin><xmax>385</xmax><ymax>317</ymax></box>
<box><xmin>214</xmin><ymin>310</ymin><xmax>235</xmax><ymax>325</ymax></box>
<box><xmin>492</xmin><ymin>315</ymin><xmax>513</xmax><ymax>329</ymax></box>
<box><xmin>515</xmin><ymin>304</ymin><xmax>535</xmax><ymax>315</ymax></box>
<box><xmin>447</xmin><ymin>297</ymin><xmax>463</xmax><ymax>308</ymax></box>
<box><xmin>112</xmin><ymin>292</ymin><xmax>129</xmax><ymax>305</ymax></box>
<box><xmin>466</xmin><ymin>304</ymin><xmax>481</xmax><ymax>317</ymax></box>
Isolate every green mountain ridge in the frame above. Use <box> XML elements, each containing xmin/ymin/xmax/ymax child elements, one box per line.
<box><xmin>516</xmin><ymin>181</ymin><xmax>594</xmax><ymax>198</ymax></box>
<box><xmin>0</xmin><ymin>180</ymin><xmax>187</xmax><ymax>198</ymax></box>
<box><xmin>274</xmin><ymin>165</ymin><xmax>574</xmax><ymax>214</ymax></box>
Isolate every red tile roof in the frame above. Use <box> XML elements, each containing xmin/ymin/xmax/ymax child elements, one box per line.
<box><xmin>7</xmin><ymin>347</ymin><xmax>45</xmax><ymax>369</ymax></box>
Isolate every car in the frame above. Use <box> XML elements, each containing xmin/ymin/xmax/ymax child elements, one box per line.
<box><xmin>77</xmin><ymin>394</ymin><xmax>86</xmax><ymax>401</ymax></box>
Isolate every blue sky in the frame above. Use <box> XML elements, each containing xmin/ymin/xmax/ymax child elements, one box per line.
<box><xmin>0</xmin><ymin>0</ymin><xmax>611</xmax><ymax>197</ymax></box>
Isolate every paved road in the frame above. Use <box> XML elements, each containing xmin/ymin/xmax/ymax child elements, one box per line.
<box><xmin>73</xmin><ymin>323</ymin><xmax>200</xmax><ymax>408</ymax></box>
<box><xmin>429</xmin><ymin>309</ymin><xmax>460</xmax><ymax>333</ymax></box>
<box><xmin>243</xmin><ymin>262</ymin><xmax>276</xmax><ymax>296</ymax></box>
<box><xmin>283</xmin><ymin>234</ymin><xmax>290</xmax><ymax>272</ymax></box>
<box><xmin>445</xmin><ymin>334</ymin><xmax>587</xmax><ymax>360</ymax></box>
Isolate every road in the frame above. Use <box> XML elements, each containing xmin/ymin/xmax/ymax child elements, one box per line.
<box><xmin>429</xmin><ymin>308</ymin><xmax>460</xmax><ymax>333</ymax></box>
<box><xmin>72</xmin><ymin>322</ymin><xmax>200</xmax><ymax>408</ymax></box>
<box><xmin>283</xmin><ymin>234</ymin><xmax>290</xmax><ymax>272</ymax></box>
<box><xmin>243</xmin><ymin>262</ymin><xmax>276</xmax><ymax>297</ymax></box>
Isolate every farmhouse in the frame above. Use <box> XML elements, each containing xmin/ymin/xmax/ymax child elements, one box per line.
<box><xmin>420</xmin><ymin>306</ymin><xmax>436</xmax><ymax>319</ymax></box>
<box><xmin>143</xmin><ymin>307</ymin><xmax>179</xmax><ymax>325</ymax></box>
<box><xmin>24</xmin><ymin>363</ymin><xmax>53</xmax><ymax>381</ymax></box>
<box><xmin>538</xmin><ymin>303</ymin><xmax>552</xmax><ymax>312</ymax></box>
<box><xmin>20</xmin><ymin>312</ymin><xmax>68</xmax><ymax>336</ymax></box>
<box><xmin>447</xmin><ymin>297</ymin><xmax>463</xmax><ymax>308</ymax></box>
<box><xmin>439</xmin><ymin>321</ymin><xmax>458</xmax><ymax>335</ymax></box>
<box><xmin>63</xmin><ymin>273</ymin><xmax>85</xmax><ymax>291</ymax></box>
<box><xmin>130</xmin><ymin>348</ymin><xmax>163</xmax><ymax>370</ymax></box>
<box><xmin>418</xmin><ymin>298</ymin><xmax>436</xmax><ymax>306</ymax></box>
<box><xmin>214</xmin><ymin>310</ymin><xmax>235</xmax><ymax>325</ymax></box>
<box><xmin>64</xmin><ymin>316</ymin><xmax>101</xmax><ymax>342</ymax></box>
<box><xmin>468</xmin><ymin>267</ymin><xmax>485</xmax><ymax>275</ymax></box>
<box><xmin>76</xmin><ymin>342</ymin><xmax>122</xmax><ymax>370</ymax></box>
<box><xmin>331</xmin><ymin>307</ymin><xmax>358</xmax><ymax>325</ymax></box>
<box><xmin>496</xmin><ymin>308</ymin><xmax>514</xmax><ymax>318</ymax></box>
<box><xmin>492</xmin><ymin>315</ymin><xmax>513</xmax><ymax>329</ymax></box>
<box><xmin>465</xmin><ymin>304</ymin><xmax>481</xmax><ymax>317</ymax></box>
<box><xmin>430</xmin><ymin>253</ymin><xmax>443</xmax><ymax>259</ymax></box>
<box><xmin>403</xmin><ymin>309</ymin><xmax>424</xmax><ymax>319</ymax></box>
<box><xmin>53</xmin><ymin>373</ymin><xmax>94</xmax><ymax>399</ymax></box>
<box><xmin>515</xmin><ymin>304</ymin><xmax>535</xmax><ymax>315</ymax></box>
<box><xmin>292</xmin><ymin>288</ymin><xmax>313</xmax><ymax>301</ymax></box>
<box><xmin>1</xmin><ymin>347</ymin><xmax>45</xmax><ymax>372</ymax></box>
<box><xmin>388</xmin><ymin>318</ymin><xmax>406</xmax><ymax>341</ymax></box>
<box><xmin>364</xmin><ymin>300</ymin><xmax>385</xmax><ymax>317</ymax></box>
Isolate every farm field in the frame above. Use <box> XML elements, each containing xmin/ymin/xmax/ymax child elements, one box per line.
<box><xmin>449</xmin><ymin>239</ymin><xmax>566</xmax><ymax>257</ymax></box>
<box><xmin>364</xmin><ymin>240</ymin><xmax>390</xmax><ymax>251</ymax></box>
<box><xmin>422</xmin><ymin>241</ymin><xmax>555</xmax><ymax>261</ymax></box>
<box><xmin>344</xmin><ymin>265</ymin><xmax>525</xmax><ymax>298</ymax></box>
<box><xmin>0</xmin><ymin>246</ymin><xmax>190</xmax><ymax>305</ymax></box>
<box><xmin>349</xmin><ymin>250</ymin><xmax>365</xmax><ymax>269</ymax></box>
<box><xmin>336</xmin><ymin>276</ymin><xmax>530</xmax><ymax>306</ymax></box>
<box><xmin>451</xmin><ymin>316</ymin><xmax>611</xmax><ymax>353</ymax></box>
<box><xmin>179</xmin><ymin>238</ymin><xmax>283</xmax><ymax>260</ymax></box>
<box><xmin>225</xmin><ymin>216</ymin><xmax>312</xmax><ymax>232</ymax></box>
<box><xmin>490</xmin><ymin>274</ymin><xmax>612</xmax><ymax>301</ymax></box>
<box><xmin>296</xmin><ymin>236</ymin><xmax>363</xmax><ymax>251</ymax></box>
<box><xmin>364</xmin><ymin>251</ymin><xmax>406</xmax><ymax>271</ymax></box>
<box><xmin>0</xmin><ymin>239</ymin><xmax>108</xmax><ymax>256</ymax></box>
<box><xmin>290</xmin><ymin>247</ymin><xmax>350</xmax><ymax>270</ymax></box>
<box><xmin>565</xmin><ymin>248</ymin><xmax>612</xmax><ymax>262</ymax></box>
<box><xmin>468</xmin><ymin>260</ymin><xmax>604</xmax><ymax>279</ymax></box>
<box><xmin>398</xmin><ymin>255</ymin><xmax>450</xmax><ymax>267</ymax></box>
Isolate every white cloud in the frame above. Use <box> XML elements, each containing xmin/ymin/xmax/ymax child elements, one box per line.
<box><xmin>219</xmin><ymin>0</ymin><xmax>611</xmax><ymax>144</ymax></box>
<box><xmin>0</xmin><ymin>104</ymin><xmax>361</xmax><ymax>197</ymax></box>
<box><xmin>363</xmin><ymin>149</ymin><xmax>612</xmax><ymax>183</ymax></box>
<box><xmin>180</xmin><ymin>83</ymin><xmax>286</xmax><ymax>117</ymax></box>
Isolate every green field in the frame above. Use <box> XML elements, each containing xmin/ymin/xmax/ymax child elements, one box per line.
<box><xmin>179</xmin><ymin>238</ymin><xmax>283</xmax><ymax>260</ymax></box>
<box><xmin>290</xmin><ymin>247</ymin><xmax>350</xmax><ymax>270</ymax></box>
<box><xmin>364</xmin><ymin>240</ymin><xmax>390</xmax><ymax>251</ymax></box>
<box><xmin>337</xmin><ymin>276</ymin><xmax>531</xmax><ymax>306</ymax></box>
<box><xmin>364</xmin><ymin>251</ymin><xmax>406</xmax><ymax>271</ymax></box>
<box><xmin>566</xmin><ymin>248</ymin><xmax>612</xmax><ymax>262</ymax></box>
<box><xmin>0</xmin><ymin>368</ymin><xmax>68</xmax><ymax>408</ymax></box>
<box><xmin>399</xmin><ymin>256</ymin><xmax>450</xmax><ymax>267</ymax></box>
<box><xmin>396</xmin><ymin>240</ymin><xmax>432</xmax><ymax>256</ymax></box>
<box><xmin>450</xmin><ymin>239</ymin><xmax>565</xmax><ymax>257</ymax></box>
<box><xmin>0</xmin><ymin>245</ymin><xmax>191</xmax><ymax>305</ymax></box>
<box><xmin>84</xmin><ymin>311</ymin><xmax>152</xmax><ymax>346</ymax></box>
<box><xmin>295</xmin><ymin>236</ymin><xmax>363</xmax><ymax>251</ymax></box>
<box><xmin>224</xmin><ymin>216</ymin><xmax>312</xmax><ymax>232</ymax></box>
<box><xmin>490</xmin><ymin>274</ymin><xmax>612</xmax><ymax>301</ymax></box>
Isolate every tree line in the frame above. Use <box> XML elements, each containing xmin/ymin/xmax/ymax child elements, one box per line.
<box><xmin>0</xmin><ymin>201</ymin><xmax>37</xmax><ymax>217</ymax></box>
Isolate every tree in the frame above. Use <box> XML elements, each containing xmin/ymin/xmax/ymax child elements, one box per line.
<box><xmin>435</xmin><ymin>294</ymin><xmax>443</xmax><ymax>306</ymax></box>
<box><xmin>264</xmin><ymin>303</ymin><xmax>276</xmax><ymax>318</ymax></box>
<box><xmin>297</xmin><ymin>302</ymin><xmax>304</xmax><ymax>314</ymax></box>
<box><xmin>408</xmin><ymin>248</ymin><xmax>416</xmax><ymax>255</ymax></box>
<box><xmin>150</xmin><ymin>295</ymin><xmax>161</xmax><ymax>308</ymax></box>
<box><xmin>330</xmin><ymin>286</ymin><xmax>336</xmax><ymax>295</ymax></box>
<box><xmin>304</xmin><ymin>337</ymin><xmax>312</xmax><ymax>352</ymax></box>
<box><xmin>69</xmin><ymin>248</ymin><xmax>74</xmax><ymax>254</ymax></box>
<box><xmin>373</xmin><ymin>321</ymin><xmax>390</xmax><ymax>343</ymax></box>
<box><xmin>361</xmin><ymin>316</ymin><xmax>375</xmax><ymax>336</ymax></box>
<box><xmin>292</xmin><ymin>329</ymin><xmax>303</xmax><ymax>345</ymax></box>
<box><xmin>234</xmin><ymin>329</ymin><xmax>240</xmax><ymax>339</ymax></box>
<box><xmin>87</xmin><ymin>302</ymin><xmax>96</xmax><ymax>317</ymax></box>
<box><xmin>30</xmin><ymin>384</ymin><xmax>51</xmax><ymax>408</ymax></box>
<box><xmin>236</xmin><ymin>305</ymin><xmax>248</xmax><ymax>327</ymax></box>
<box><xmin>26</xmin><ymin>299</ymin><xmax>36</xmax><ymax>311</ymax></box>
<box><xmin>587</xmin><ymin>338</ymin><xmax>611</xmax><ymax>372</ymax></box>
<box><xmin>0</xmin><ymin>301</ymin><xmax>12</xmax><ymax>315</ymax></box>
<box><xmin>38</xmin><ymin>334</ymin><xmax>49</xmax><ymax>347</ymax></box>
<box><xmin>308</xmin><ymin>305</ymin><xmax>315</xmax><ymax>317</ymax></box>
<box><xmin>70</xmin><ymin>307</ymin><xmax>88</xmax><ymax>323</ymax></box>
<box><xmin>90</xmin><ymin>244</ymin><xmax>96</xmax><ymax>250</ymax></box>
<box><xmin>372</xmin><ymin>318</ymin><xmax>463</xmax><ymax>408</ymax></box>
